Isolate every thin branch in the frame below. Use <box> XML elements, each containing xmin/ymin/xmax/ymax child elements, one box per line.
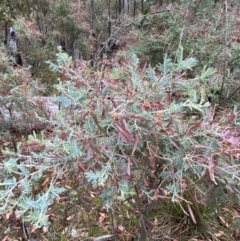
<box><xmin>95</xmin><ymin>9</ymin><xmax>183</xmax><ymax>60</ymax></box>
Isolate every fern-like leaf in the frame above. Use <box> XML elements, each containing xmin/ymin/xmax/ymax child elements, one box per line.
<box><xmin>157</xmin><ymin>54</ymin><xmax>173</xmax><ymax>75</ymax></box>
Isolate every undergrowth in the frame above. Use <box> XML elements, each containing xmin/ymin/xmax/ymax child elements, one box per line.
<box><xmin>1</xmin><ymin>45</ymin><xmax>240</xmax><ymax>240</ymax></box>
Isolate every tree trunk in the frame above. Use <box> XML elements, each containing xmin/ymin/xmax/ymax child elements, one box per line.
<box><xmin>108</xmin><ymin>0</ymin><xmax>111</xmax><ymax>37</ymax></box>
<box><xmin>90</xmin><ymin>0</ymin><xmax>96</xmax><ymax>32</ymax></box>
<box><xmin>133</xmin><ymin>0</ymin><xmax>136</xmax><ymax>18</ymax></box>
<box><xmin>118</xmin><ymin>0</ymin><xmax>121</xmax><ymax>14</ymax></box>
<box><xmin>73</xmin><ymin>46</ymin><xmax>81</xmax><ymax>68</ymax></box>
<box><xmin>4</xmin><ymin>21</ymin><xmax>8</xmax><ymax>45</ymax></box>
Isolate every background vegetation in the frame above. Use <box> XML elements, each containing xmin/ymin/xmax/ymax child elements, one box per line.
<box><xmin>0</xmin><ymin>0</ymin><xmax>240</xmax><ymax>240</ymax></box>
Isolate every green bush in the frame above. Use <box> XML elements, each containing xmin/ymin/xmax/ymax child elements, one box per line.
<box><xmin>1</xmin><ymin>46</ymin><xmax>239</xmax><ymax>240</ymax></box>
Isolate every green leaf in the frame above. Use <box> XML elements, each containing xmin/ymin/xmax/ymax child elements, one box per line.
<box><xmin>130</xmin><ymin>53</ymin><xmax>139</xmax><ymax>69</ymax></box>
<box><xmin>193</xmin><ymin>65</ymin><xmax>217</xmax><ymax>82</ymax></box>
<box><xmin>25</xmin><ymin>210</ymin><xmax>49</xmax><ymax>227</ymax></box>
<box><xmin>147</xmin><ymin>67</ymin><xmax>158</xmax><ymax>86</ymax></box>
<box><xmin>180</xmin><ymin>57</ymin><xmax>198</xmax><ymax>70</ymax></box>
<box><xmin>4</xmin><ymin>158</ymin><xmax>18</xmax><ymax>174</ymax></box>
<box><xmin>85</xmin><ymin>164</ymin><xmax>111</xmax><ymax>186</ymax></box>
<box><xmin>157</xmin><ymin>54</ymin><xmax>173</xmax><ymax>75</ymax></box>
<box><xmin>176</xmin><ymin>45</ymin><xmax>184</xmax><ymax>65</ymax></box>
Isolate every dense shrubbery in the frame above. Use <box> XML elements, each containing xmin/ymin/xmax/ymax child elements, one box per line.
<box><xmin>1</xmin><ymin>0</ymin><xmax>240</xmax><ymax>240</ymax></box>
<box><xmin>1</xmin><ymin>46</ymin><xmax>240</xmax><ymax>239</ymax></box>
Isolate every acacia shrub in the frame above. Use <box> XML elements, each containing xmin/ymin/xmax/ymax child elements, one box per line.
<box><xmin>1</xmin><ymin>47</ymin><xmax>240</xmax><ymax>239</ymax></box>
<box><xmin>47</xmin><ymin>47</ymin><xmax>240</xmax><ymax>239</ymax></box>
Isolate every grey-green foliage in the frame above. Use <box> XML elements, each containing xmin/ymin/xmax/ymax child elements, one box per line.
<box><xmin>81</xmin><ymin>50</ymin><xmax>214</xmax><ymax>203</ymax></box>
<box><xmin>1</xmin><ymin>144</ymin><xmax>65</xmax><ymax>227</ymax></box>
<box><xmin>1</xmin><ymin>46</ymin><xmax>239</xmax><ymax>231</ymax></box>
<box><xmin>85</xmin><ymin>164</ymin><xmax>112</xmax><ymax>187</ymax></box>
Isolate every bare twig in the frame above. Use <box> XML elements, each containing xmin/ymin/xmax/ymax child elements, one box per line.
<box><xmin>93</xmin><ymin>234</ymin><xmax>114</xmax><ymax>241</ymax></box>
